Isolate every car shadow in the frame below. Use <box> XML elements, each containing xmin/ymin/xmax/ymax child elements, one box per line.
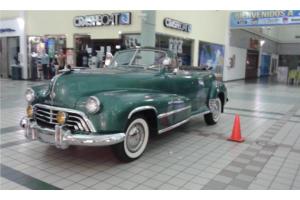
<box><xmin>41</xmin><ymin>117</ymin><xmax>207</xmax><ymax>168</ymax></box>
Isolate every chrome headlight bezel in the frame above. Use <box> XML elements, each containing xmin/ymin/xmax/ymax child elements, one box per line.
<box><xmin>85</xmin><ymin>96</ymin><xmax>100</xmax><ymax>114</ymax></box>
<box><xmin>25</xmin><ymin>88</ymin><xmax>35</xmax><ymax>103</ymax></box>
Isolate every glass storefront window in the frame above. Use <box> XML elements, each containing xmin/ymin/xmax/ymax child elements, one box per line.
<box><xmin>155</xmin><ymin>34</ymin><xmax>192</xmax><ymax>66</ymax></box>
<box><xmin>122</xmin><ymin>34</ymin><xmax>141</xmax><ymax>49</ymax></box>
<box><xmin>27</xmin><ymin>35</ymin><xmax>66</xmax><ymax>80</ymax></box>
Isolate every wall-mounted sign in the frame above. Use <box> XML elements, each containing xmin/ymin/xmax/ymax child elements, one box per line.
<box><xmin>230</xmin><ymin>10</ymin><xmax>300</xmax><ymax>27</ymax></box>
<box><xmin>0</xmin><ymin>28</ymin><xmax>16</xmax><ymax>33</ymax></box>
<box><xmin>163</xmin><ymin>18</ymin><xmax>192</xmax><ymax>33</ymax></box>
<box><xmin>74</xmin><ymin>12</ymin><xmax>131</xmax><ymax>27</ymax></box>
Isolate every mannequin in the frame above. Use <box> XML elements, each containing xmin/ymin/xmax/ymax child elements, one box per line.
<box><xmin>41</xmin><ymin>50</ymin><xmax>50</xmax><ymax>79</ymax></box>
<box><xmin>57</xmin><ymin>49</ymin><xmax>66</xmax><ymax>70</ymax></box>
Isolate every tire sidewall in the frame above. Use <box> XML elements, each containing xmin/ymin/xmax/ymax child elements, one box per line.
<box><xmin>212</xmin><ymin>98</ymin><xmax>222</xmax><ymax>123</ymax></box>
<box><xmin>123</xmin><ymin>117</ymin><xmax>149</xmax><ymax>159</ymax></box>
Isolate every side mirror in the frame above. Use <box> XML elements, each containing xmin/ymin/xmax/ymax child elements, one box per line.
<box><xmin>162</xmin><ymin>57</ymin><xmax>171</xmax><ymax>66</ymax></box>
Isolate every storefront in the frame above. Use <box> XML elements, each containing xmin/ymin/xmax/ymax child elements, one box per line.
<box><xmin>0</xmin><ymin>17</ymin><xmax>26</xmax><ymax>79</ymax></box>
<box><xmin>1</xmin><ymin>11</ymin><xmax>230</xmax><ymax>79</ymax></box>
<box><xmin>27</xmin><ymin>35</ymin><xmax>66</xmax><ymax>80</ymax></box>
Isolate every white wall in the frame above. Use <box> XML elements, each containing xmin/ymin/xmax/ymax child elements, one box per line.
<box><xmin>276</xmin><ymin>26</ymin><xmax>300</xmax><ymax>43</ymax></box>
<box><xmin>0</xmin><ymin>16</ymin><xmax>27</xmax><ymax>79</ymax></box>
<box><xmin>223</xmin><ymin>46</ymin><xmax>247</xmax><ymax>81</ymax></box>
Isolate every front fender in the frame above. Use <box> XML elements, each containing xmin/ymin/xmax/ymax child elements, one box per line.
<box><xmin>75</xmin><ymin>90</ymin><xmax>190</xmax><ymax>134</ymax></box>
<box><xmin>208</xmin><ymin>81</ymin><xmax>228</xmax><ymax>105</ymax></box>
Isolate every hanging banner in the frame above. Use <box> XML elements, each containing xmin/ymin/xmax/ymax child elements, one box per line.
<box><xmin>230</xmin><ymin>10</ymin><xmax>300</xmax><ymax>27</ymax></box>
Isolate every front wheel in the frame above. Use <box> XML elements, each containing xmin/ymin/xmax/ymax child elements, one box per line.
<box><xmin>112</xmin><ymin>115</ymin><xmax>149</xmax><ymax>162</ymax></box>
<box><xmin>204</xmin><ymin>98</ymin><xmax>222</xmax><ymax>125</ymax></box>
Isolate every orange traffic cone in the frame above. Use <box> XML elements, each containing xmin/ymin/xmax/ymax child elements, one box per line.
<box><xmin>228</xmin><ymin>115</ymin><xmax>244</xmax><ymax>142</ymax></box>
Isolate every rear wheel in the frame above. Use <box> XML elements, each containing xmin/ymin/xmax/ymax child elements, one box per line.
<box><xmin>112</xmin><ymin>115</ymin><xmax>149</xmax><ymax>162</ymax></box>
<box><xmin>204</xmin><ymin>98</ymin><xmax>222</xmax><ymax>125</ymax></box>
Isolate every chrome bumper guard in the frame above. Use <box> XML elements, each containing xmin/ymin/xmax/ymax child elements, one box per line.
<box><xmin>20</xmin><ymin>117</ymin><xmax>125</xmax><ymax>149</ymax></box>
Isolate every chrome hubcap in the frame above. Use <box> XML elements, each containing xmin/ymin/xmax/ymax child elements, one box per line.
<box><xmin>209</xmin><ymin>99</ymin><xmax>221</xmax><ymax>122</ymax></box>
<box><xmin>126</xmin><ymin>123</ymin><xmax>145</xmax><ymax>153</ymax></box>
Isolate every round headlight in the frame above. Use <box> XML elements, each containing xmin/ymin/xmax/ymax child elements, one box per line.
<box><xmin>26</xmin><ymin>105</ymin><xmax>33</xmax><ymax>118</ymax></box>
<box><xmin>25</xmin><ymin>88</ymin><xmax>35</xmax><ymax>102</ymax></box>
<box><xmin>56</xmin><ymin>111</ymin><xmax>67</xmax><ymax>125</ymax></box>
<box><xmin>85</xmin><ymin>96</ymin><xmax>100</xmax><ymax>114</ymax></box>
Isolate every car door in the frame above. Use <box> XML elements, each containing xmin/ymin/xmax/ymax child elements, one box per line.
<box><xmin>165</xmin><ymin>71</ymin><xmax>207</xmax><ymax>114</ymax></box>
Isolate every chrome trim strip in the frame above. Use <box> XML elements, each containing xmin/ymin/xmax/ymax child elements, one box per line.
<box><xmin>67</xmin><ymin>114</ymin><xmax>90</xmax><ymax>132</ymax></box>
<box><xmin>128</xmin><ymin>106</ymin><xmax>158</xmax><ymax>119</ymax></box>
<box><xmin>158</xmin><ymin>110</ymin><xmax>211</xmax><ymax>134</ymax></box>
<box><xmin>190</xmin><ymin>110</ymin><xmax>211</xmax><ymax>119</ymax></box>
<box><xmin>158</xmin><ymin>118</ymin><xmax>190</xmax><ymax>134</ymax></box>
<box><xmin>34</xmin><ymin>104</ymin><xmax>96</xmax><ymax>132</ymax></box>
<box><xmin>35</xmin><ymin>116</ymin><xmax>58</xmax><ymax>124</ymax></box>
<box><xmin>157</xmin><ymin>106</ymin><xmax>191</xmax><ymax>119</ymax></box>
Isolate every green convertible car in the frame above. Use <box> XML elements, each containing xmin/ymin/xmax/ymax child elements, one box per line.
<box><xmin>20</xmin><ymin>47</ymin><xmax>228</xmax><ymax>161</ymax></box>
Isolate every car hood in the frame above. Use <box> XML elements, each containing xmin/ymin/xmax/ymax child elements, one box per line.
<box><xmin>43</xmin><ymin>68</ymin><xmax>164</xmax><ymax>108</ymax></box>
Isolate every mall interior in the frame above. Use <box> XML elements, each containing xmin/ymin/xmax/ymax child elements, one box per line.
<box><xmin>0</xmin><ymin>10</ymin><xmax>300</xmax><ymax>190</ymax></box>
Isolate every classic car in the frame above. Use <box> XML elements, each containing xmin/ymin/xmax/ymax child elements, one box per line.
<box><xmin>20</xmin><ymin>47</ymin><xmax>228</xmax><ymax>162</ymax></box>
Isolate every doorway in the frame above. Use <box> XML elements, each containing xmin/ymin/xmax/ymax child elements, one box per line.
<box><xmin>0</xmin><ymin>37</ymin><xmax>20</xmax><ymax>78</ymax></box>
<box><xmin>260</xmin><ymin>54</ymin><xmax>271</xmax><ymax>77</ymax></box>
<box><xmin>245</xmin><ymin>50</ymin><xmax>259</xmax><ymax>79</ymax></box>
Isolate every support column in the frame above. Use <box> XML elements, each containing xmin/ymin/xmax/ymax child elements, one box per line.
<box><xmin>223</xmin><ymin>12</ymin><xmax>231</xmax><ymax>81</ymax></box>
<box><xmin>192</xmin><ymin>40</ymin><xmax>198</xmax><ymax>66</ymax></box>
<box><xmin>140</xmin><ymin>11</ymin><xmax>156</xmax><ymax>47</ymax></box>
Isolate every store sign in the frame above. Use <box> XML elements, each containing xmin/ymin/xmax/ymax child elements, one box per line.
<box><xmin>74</xmin><ymin>12</ymin><xmax>131</xmax><ymax>27</ymax></box>
<box><xmin>164</xmin><ymin>18</ymin><xmax>192</xmax><ymax>33</ymax></box>
<box><xmin>230</xmin><ymin>10</ymin><xmax>300</xmax><ymax>27</ymax></box>
<box><xmin>0</xmin><ymin>28</ymin><xmax>15</xmax><ymax>33</ymax></box>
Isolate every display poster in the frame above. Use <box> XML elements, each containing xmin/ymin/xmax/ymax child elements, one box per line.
<box><xmin>230</xmin><ymin>10</ymin><xmax>300</xmax><ymax>27</ymax></box>
<box><xmin>199</xmin><ymin>42</ymin><xmax>224</xmax><ymax>74</ymax></box>
<box><xmin>47</xmin><ymin>39</ymin><xmax>55</xmax><ymax>58</ymax></box>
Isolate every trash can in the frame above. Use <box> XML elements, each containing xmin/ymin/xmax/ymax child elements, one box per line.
<box><xmin>11</xmin><ymin>65</ymin><xmax>22</xmax><ymax>80</ymax></box>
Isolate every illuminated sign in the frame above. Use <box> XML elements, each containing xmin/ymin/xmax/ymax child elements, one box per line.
<box><xmin>230</xmin><ymin>10</ymin><xmax>300</xmax><ymax>27</ymax></box>
<box><xmin>164</xmin><ymin>18</ymin><xmax>192</xmax><ymax>32</ymax></box>
<box><xmin>74</xmin><ymin>12</ymin><xmax>131</xmax><ymax>27</ymax></box>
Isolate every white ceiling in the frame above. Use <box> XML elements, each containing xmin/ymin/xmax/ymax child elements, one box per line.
<box><xmin>242</xmin><ymin>25</ymin><xmax>300</xmax><ymax>43</ymax></box>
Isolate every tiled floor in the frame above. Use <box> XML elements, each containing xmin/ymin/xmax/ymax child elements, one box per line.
<box><xmin>0</xmin><ymin>78</ymin><xmax>300</xmax><ymax>190</ymax></box>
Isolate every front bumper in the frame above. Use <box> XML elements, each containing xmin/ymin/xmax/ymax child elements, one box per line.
<box><xmin>20</xmin><ymin>117</ymin><xmax>125</xmax><ymax>149</ymax></box>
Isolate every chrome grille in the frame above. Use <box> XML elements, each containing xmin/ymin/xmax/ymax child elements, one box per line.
<box><xmin>33</xmin><ymin>104</ymin><xmax>93</xmax><ymax>132</ymax></box>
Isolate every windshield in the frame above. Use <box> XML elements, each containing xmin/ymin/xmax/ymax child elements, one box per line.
<box><xmin>109</xmin><ymin>49</ymin><xmax>168</xmax><ymax>70</ymax></box>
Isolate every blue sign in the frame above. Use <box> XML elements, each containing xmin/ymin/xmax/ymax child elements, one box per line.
<box><xmin>230</xmin><ymin>10</ymin><xmax>300</xmax><ymax>27</ymax></box>
<box><xmin>119</xmin><ymin>12</ymin><xmax>131</xmax><ymax>25</ymax></box>
<box><xmin>0</xmin><ymin>28</ymin><xmax>15</xmax><ymax>33</ymax></box>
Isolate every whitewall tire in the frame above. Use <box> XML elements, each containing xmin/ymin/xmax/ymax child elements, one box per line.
<box><xmin>204</xmin><ymin>98</ymin><xmax>222</xmax><ymax>125</ymax></box>
<box><xmin>112</xmin><ymin>115</ymin><xmax>149</xmax><ymax>162</ymax></box>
